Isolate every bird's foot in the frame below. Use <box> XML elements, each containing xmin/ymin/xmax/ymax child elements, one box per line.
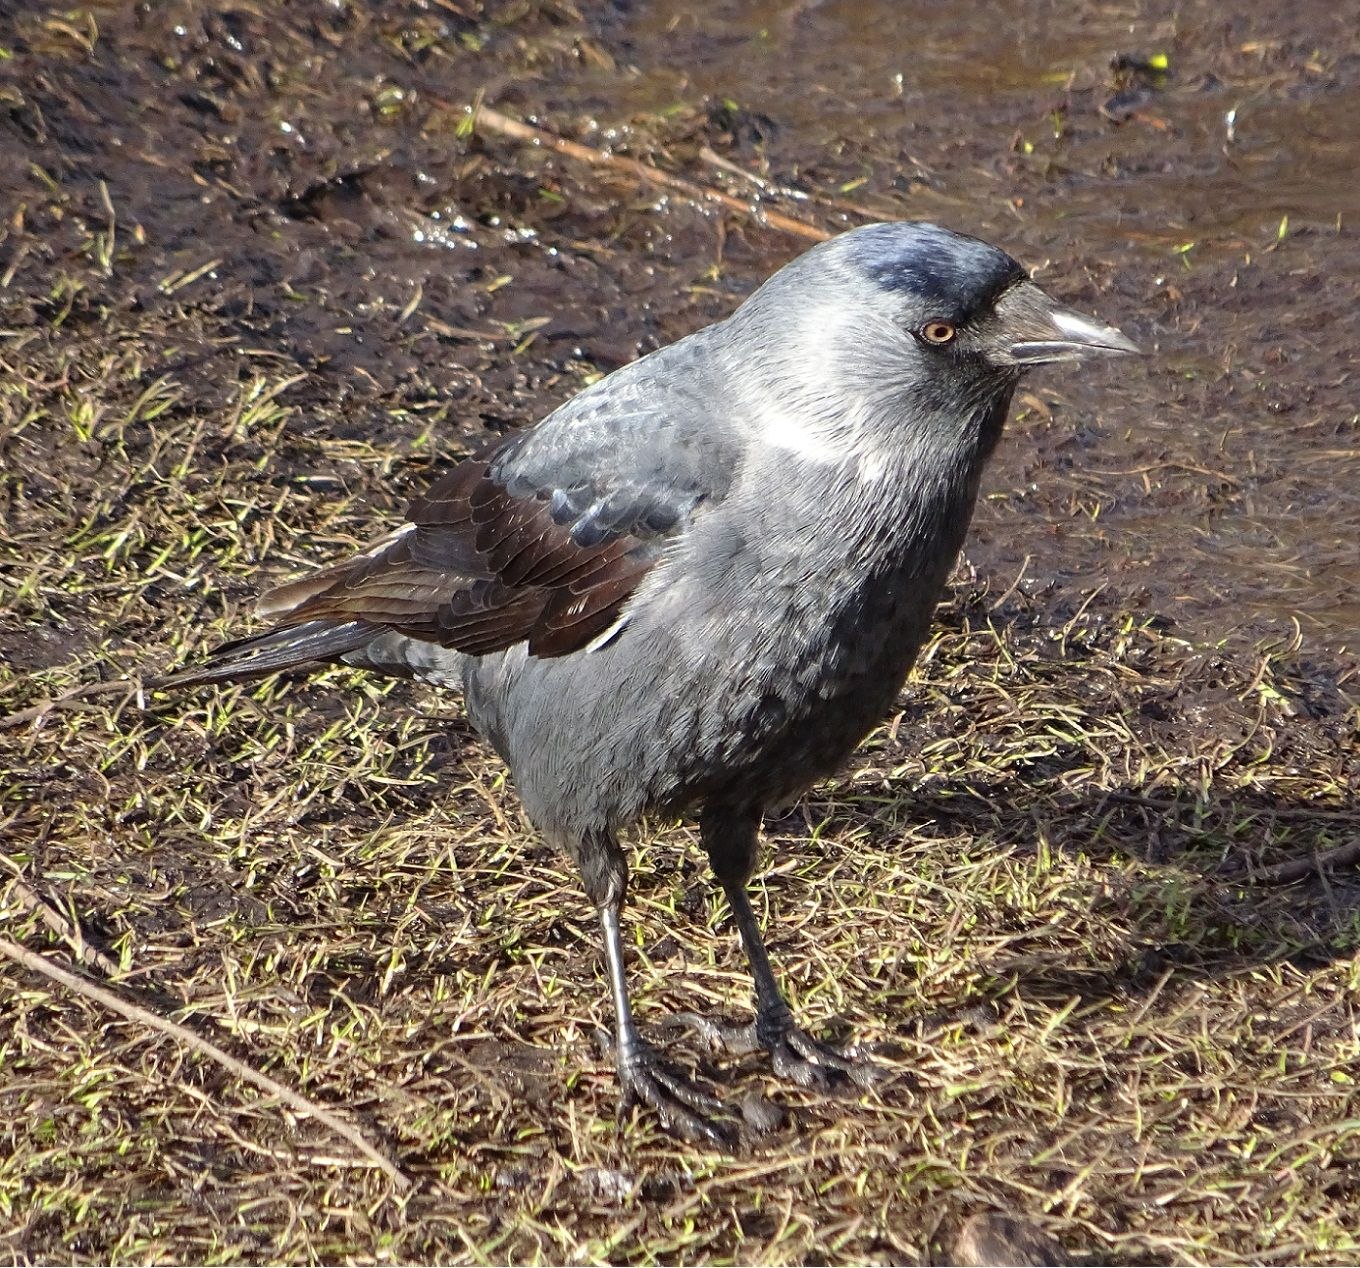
<box><xmin>670</xmin><ymin>1010</ymin><xmax>881</xmax><ymax>1091</ymax></box>
<box><xmin>614</xmin><ymin>1036</ymin><xmax>740</xmax><ymax>1148</ymax></box>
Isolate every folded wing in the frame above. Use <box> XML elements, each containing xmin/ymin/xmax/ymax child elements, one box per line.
<box><xmin>163</xmin><ymin>408</ymin><xmax>733</xmax><ymax>687</ymax></box>
<box><xmin>260</xmin><ymin>435</ymin><xmax>686</xmax><ymax>658</ymax></box>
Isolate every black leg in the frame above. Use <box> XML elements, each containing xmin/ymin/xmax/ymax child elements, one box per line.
<box><xmin>721</xmin><ymin>874</ymin><xmax>797</xmax><ymax>1044</ymax></box>
<box><xmin>578</xmin><ymin>828</ymin><xmax>736</xmax><ymax>1146</ymax></box>
<box><xmin>687</xmin><ymin>804</ymin><xmax>880</xmax><ymax>1090</ymax></box>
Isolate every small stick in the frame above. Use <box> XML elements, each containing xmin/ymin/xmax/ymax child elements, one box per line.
<box><xmin>0</xmin><ymin>863</ymin><xmax>122</xmax><ymax>977</ymax></box>
<box><xmin>698</xmin><ymin>144</ymin><xmax>806</xmax><ymax>199</ymax></box>
<box><xmin>0</xmin><ymin>937</ymin><xmax>413</xmax><ymax>1190</ymax></box>
<box><xmin>697</xmin><ymin>144</ymin><xmax>899</xmax><ymax>222</ymax></box>
<box><xmin>0</xmin><ymin>679</ymin><xmax>141</xmax><ymax>731</ymax></box>
<box><xmin>1100</xmin><ymin>789</ymin><xmax>1357</xmax><ymax>824</ymax></box>
<box><xmin>1225</xmin><ymin>841</ymin><xmax>1360</xmax><ymax>886</ymax></box>
<box><xmin>465</xmin><ymin>101</ymin><xmax>832</xmax><ymax>243</ymax></box>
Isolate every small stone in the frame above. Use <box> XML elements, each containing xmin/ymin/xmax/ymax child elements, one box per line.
<box><xmin>949</xmin><ymin>1212</ymin><xmax>1069</xmax><ymax>1267</ymax></box>
<box><xmin>739</xmin><ymin>1090</ymin><xmax>785</xmax><ymax>1134</ymax></box>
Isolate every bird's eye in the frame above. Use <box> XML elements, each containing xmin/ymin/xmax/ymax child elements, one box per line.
<box><xmin>919</xmin><ymin>320</ymin><xmax>957</xmax><ymax>345</ymax></box>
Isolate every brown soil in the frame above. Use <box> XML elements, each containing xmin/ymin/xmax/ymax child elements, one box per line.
<box><xmin>2</xmin><ymin>1</ymin><xmax>1358</xmax><ymax>1263</ymax></box>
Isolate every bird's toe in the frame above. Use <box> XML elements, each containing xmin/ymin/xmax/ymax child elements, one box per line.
<box><xmin>664</xmin><ymin>1010</ymin><xmax>882</xmax><ymax>1093</ymax></box>
<box><xmin>769</xmin><ymin>1025</ymin><xmax>882</xmax><ymax>1091</ymax></box>
<box><xmin>618</xmin><ymin>1041</ymin><xmax>739</xmax><ymax>1148</ymax></box>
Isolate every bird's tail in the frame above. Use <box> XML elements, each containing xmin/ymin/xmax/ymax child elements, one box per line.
<box><xmin>152</xmin><ymin>619</ymin><xmax>374</xmax><ymax>690</ymax></box>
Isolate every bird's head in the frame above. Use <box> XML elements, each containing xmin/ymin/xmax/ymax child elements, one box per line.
<box><xmin>726</xmin><ymin>221</ymin><xmax>1138</xmax><ymax>464</ymax></box>
<box><xmin>833</xmin><ymin>220</ymin><xmax>1139</xmax><ymax>372</ymax></box>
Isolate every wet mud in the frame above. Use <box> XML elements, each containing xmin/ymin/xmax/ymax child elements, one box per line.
<box><xmin>2</xmin><ymin>0</ymin><xmax>1358</xmax><ymax>653</ymax></box>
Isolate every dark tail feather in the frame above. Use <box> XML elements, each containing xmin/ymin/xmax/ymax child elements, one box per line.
<box><xmin>152</xmin><ymin>620</ymin><xmax>374</xmax><ymax>690</ymax></box>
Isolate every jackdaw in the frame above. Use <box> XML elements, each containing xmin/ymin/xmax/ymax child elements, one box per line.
<box><xmin>162</xmin><ymin>221</ymin><xmax>1138</xmax><ymax>1143</ymax></box>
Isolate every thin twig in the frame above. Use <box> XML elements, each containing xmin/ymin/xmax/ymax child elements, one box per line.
<box><xmin>463</xmin><ymin>101</ymin><xmax>833</xmax><ymax>243</ymax></box>
<box><xmin>989</xmin><ymin>554</ymin><xmax>1033</xmax><ymax>613</ymax></box>
<box><xmin>0</xmin><ymin>861</ymin><xmax>123</xmax><ymax>976</ymax></box>
<box><xmin>1100</xmin><ymin>789</ymin><xmax>1357</xmax><ymax>824</ymax></box>
<box><xmin>0</xmin><ymin>937</ymin><xmax>413</xmax><ymax>1190</ymax></box>
<box><xmin>1224</xmin><ymin>841</ymin><xmax>1360</xmax><ymax>887</ymax></box>
<box><xmin>697</xmin><ymin>144</ymin><xmax>805</xmax><ymax>199</ymax></box>
<box><xmin>0</xmin><ymin>678</ymin><xmax>141</xmax><ymax>731</ymax></box>
<box><xmin>697</xmin><ymin>144</ymin><xmax>897</xmax><ymax>222</ymax></box>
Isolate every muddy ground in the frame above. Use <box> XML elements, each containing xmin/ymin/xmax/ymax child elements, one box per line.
<box><xmin>1</xmin><ymin>1</ymin><xmax>1358</xmax><ymax>1264</ymax></box>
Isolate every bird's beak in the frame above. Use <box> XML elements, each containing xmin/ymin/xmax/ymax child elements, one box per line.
<box><xmin>990</xmin><ymin>280</ymin><xmax>1141</xmax><ymax>366</ymax></box>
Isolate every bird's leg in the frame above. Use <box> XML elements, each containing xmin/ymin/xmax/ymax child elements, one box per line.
<box><xmin>580</xmin><ymin>828</ymin><xmax>736</xmax><ymax>1146</ymax></box>
<box><xmin>682</xmin><ymin>805</ymin><xmax>879</xmax><ymax>1090</ymax></box>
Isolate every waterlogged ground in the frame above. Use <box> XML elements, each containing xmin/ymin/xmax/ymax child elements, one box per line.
<box><xmin>1</xmin><ymin>1</ymin><xmax>1358</xmax><ymax>1264</ymax></box>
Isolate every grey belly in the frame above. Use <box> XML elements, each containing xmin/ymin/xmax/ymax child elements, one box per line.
<box><xmin>459</xmin><ymin>570</ymin><xmax>944</xmax><ymax>842</ymax></box>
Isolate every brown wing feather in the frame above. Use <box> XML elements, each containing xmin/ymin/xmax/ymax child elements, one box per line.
<box><xmin>530</xmin><ymin>564</ymin><xmax>652</xmax><ymax>657</ymax></box>
<box><xmin>253</xmin><ymin>443</ymin><xmax>667</xmax><ymax>659</ymax></box>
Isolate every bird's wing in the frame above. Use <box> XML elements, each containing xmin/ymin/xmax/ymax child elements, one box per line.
<box><xmin>256</xmin><ymin>369</ymin><xmax>738</xmax><ymax>660</ymax></box>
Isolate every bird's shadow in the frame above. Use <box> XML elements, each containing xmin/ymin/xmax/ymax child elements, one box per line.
<box><xmin>769</xmin><ymin>762</ymin><xmax>1360</xmax><ymax>1030</ymax></box>
<box><xmin>767</xmin><ymin>585</ymin><xmax>1360</xmax><ymax>1020</ymax></box>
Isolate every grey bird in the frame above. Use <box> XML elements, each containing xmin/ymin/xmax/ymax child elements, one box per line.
<box><xmin>162</xmin><ymin>221</ymin><xmax>1138</xmax><ymax>1143</ymax></box>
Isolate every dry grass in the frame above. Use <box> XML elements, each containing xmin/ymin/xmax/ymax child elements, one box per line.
<box><xmin>3</xmin><ymin>344</ymin><xmax>1359</xmax><ymax>1265</ymax></box>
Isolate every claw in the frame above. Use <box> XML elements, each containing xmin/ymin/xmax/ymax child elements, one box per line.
<box><xmin>772</xmin><ymin>1024</ymin><xmax>880</xmax><ymax>1090</ymax></box>
<box><xmin>669</xmin><ymin>1010</ymin><xmax>882</xmax><ymax>1092</ymax></box>
<box><xmin>617</xmin><ymin>1039</ymin><xmax>739</xmax><ymax>1147</ymax></box>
